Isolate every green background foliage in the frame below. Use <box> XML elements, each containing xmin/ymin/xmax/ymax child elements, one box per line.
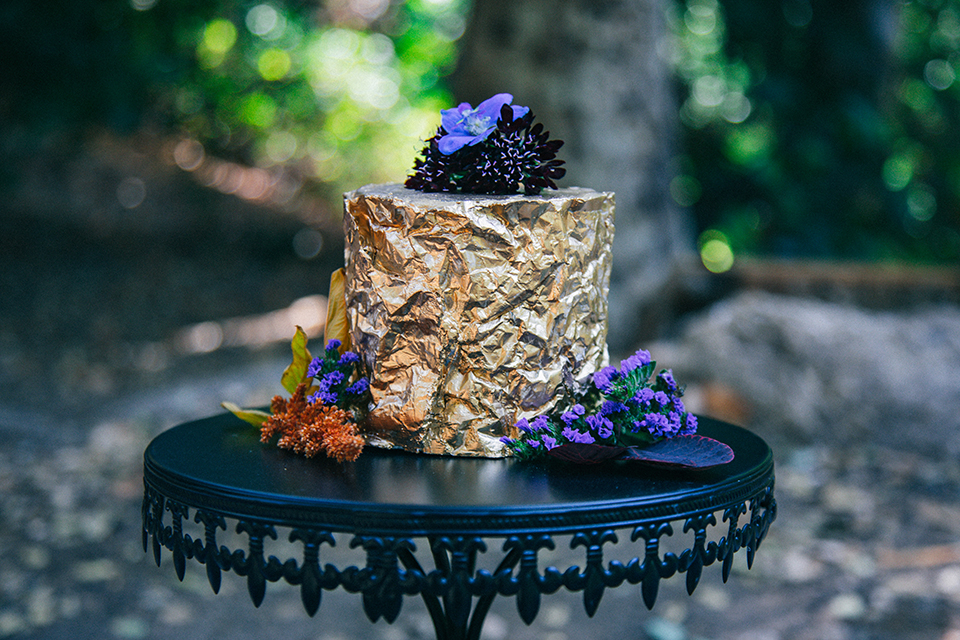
<box><xmin>3</xmin><ymin>0</ymin><xmax>958</xmax><ymax>264</ymax></box>
<box><xmin>669</xmin><ymin>0</ymin><xmax>960</xmax><ymax>265</ymax></box>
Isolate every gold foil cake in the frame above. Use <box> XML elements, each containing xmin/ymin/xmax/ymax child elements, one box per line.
<box><xmin>344</xmin><ymin>183</ymin><xmax>614</xmax><ymax>456</ymax></box>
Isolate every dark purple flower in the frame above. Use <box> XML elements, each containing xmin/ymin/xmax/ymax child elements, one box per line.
<box><xmin>593</xmin><ymin>366</ymin><xmax>618</xmax><ymax>393</ymax></box>
<box><xmin>562</xmin><ymin>426</ymin><xmax>595</xmax><ymax>444</ymax></box>
<box><xmin>345</xmin><ymin>378</ymin><xmax>369</xmax><ymax>395</ymax></box>
<box><xmin>500</xmin><ymin>435</ymin><xmax>515</xmax><ymax>445</ymax></box>
<box><xmin>338</xmin><ymin>351</ymin><xmax>360</xmax><ymax>366</ymax></box>
<box><xmin>438</xmin><ymin>93</ymin><xmax>529</xmax><ymax>155</ymax></box>
<box><xmin>672</xmin><ymin>398</ymin><xmax>685</xmax><ymax>415</ymax></box>
<box><xmin>682</xmin><ymin>413</ymin><xmax>698</xmax><ymax>435</ymax></box>
<box><xmin>600</xmin><ymin>400</ymin><xmax>629</xmax><ymax>415</ymax></box>
<box><xmin>326</xmin><ymin>339</ymin><xmax>342</xmax><ymax>351</ymax></box>
<box><xmin>657</xmin><ymin>369</ymin><xmax>678</xmax><ymax>392</ymax></box>
<box><xmin>515</xmin><ymin>418</ymin><xmax>532</xmax><ymax>434</ymax></box>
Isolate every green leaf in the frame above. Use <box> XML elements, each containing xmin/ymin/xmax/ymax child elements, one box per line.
<box><xmin>281</xmin><ymin>325</ymin><xmax>313</xmax><ymax>395</ymax></box>
<box><xmin>221</xmin><ymin>401</ymin><xmax>271</xmax><ymax>427</ymax></box>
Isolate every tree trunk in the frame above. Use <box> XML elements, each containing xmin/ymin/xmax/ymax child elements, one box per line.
<box><xmin>453</xmin><ymin>0</ymin><xmax>692</xmax><ymax>352</ymax></box>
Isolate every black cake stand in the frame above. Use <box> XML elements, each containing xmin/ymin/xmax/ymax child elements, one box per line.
<box><xmin>142</xmin><ymin>414</ymin><xmax>776</xmax><ymax>640</ymax></box>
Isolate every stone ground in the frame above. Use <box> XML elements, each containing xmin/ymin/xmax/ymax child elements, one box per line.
<box><xmin>1</xmin><ymin>136</ymin><xmax>959</xmax><ymax>639</ymax></box>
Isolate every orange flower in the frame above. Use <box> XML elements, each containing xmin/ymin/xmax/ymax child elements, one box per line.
<box><xmin>261</xmin><ymin>383</ymin><xmax>364</xmax><ymax>462</ymax></box>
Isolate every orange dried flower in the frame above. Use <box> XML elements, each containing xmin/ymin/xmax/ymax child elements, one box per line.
<box><xmin>260</xmin><ymin>383</ymin><xmax>364</xmax><ymax>462</ymax></box>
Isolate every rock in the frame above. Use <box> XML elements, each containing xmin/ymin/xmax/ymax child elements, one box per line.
<box><xmin>660</xmin><ymin>292</ymin><xmax>960</xmax><ymax>456</ymax></box>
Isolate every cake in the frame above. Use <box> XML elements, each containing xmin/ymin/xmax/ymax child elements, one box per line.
<box><xmin>344</xmin><ymin>183</ymin><xmax>614</xmax><ymax>457</ymax></box>
<box><xmin>227</xmin><ymin>93</ymin><xmax>709</xmax><ymax>465</ymax></box>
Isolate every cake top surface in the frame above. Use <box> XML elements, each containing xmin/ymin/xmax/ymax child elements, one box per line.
<box><xmin>350</xmin><ymin>182</ymin><xmax>612</xmax><ymax>205</ymax></box>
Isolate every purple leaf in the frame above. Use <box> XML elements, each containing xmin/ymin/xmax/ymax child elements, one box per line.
<box><xmin>620</xmin><ymin>435</ymin><xmax>734</xmax><ymax>469</ymax></box>
<box><xmin>546</xmin><ymin>443</ymin><xmax>627</xmax><ymax>464</ymax></box>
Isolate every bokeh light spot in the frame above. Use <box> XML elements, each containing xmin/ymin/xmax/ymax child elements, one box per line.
<box><xmin>203</xmin><ymin>19</ymin><xmax>238</xmax><ymax>55</ymax></box>
<box><xmin>923</xmin><ymin>59</ymin><xmax>955</xmax><ymax>90</ymax></box>
<box><xmin>258</xmin><ymin>48</ymin><xmax>292</xmax><ymax>81</ymax></box>
<box><xmin>116</xmin><ymin>177</ymin><xmax>146</xmax><ymax>209</ymax></box>
<box><xmin>882</xmin><ymin>154</ymin><xmax>914</xmax><ymax>191</ymax></box>
<box><xmin>698</xmin><ymin>230</ymin><xmax>735</xmax><ymax>273</ymax></box>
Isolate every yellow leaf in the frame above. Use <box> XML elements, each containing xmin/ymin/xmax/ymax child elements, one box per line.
<box><xmin>221</xmin><ymin>401</ymin><xmax>271</xmax><ymax>427</ymax></box>
<box><xmin>280</xmin><ymin>325</ymin><xmax>313</xmax><ymax>395</ymax></box>
<box><xmin>324</xmin><ymin>267</ymin><xmax>351</xmax><ymax>353</ymax></box>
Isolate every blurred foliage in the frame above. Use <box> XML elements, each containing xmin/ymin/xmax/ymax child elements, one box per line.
<box><xmin>668</xmin><ymin>0</ymin><xmax>960</xmax><ymax>265</ymax></box>
<box><xmin>3</xmin><ymin>0</ymin><xmax>959</xmax><ymax>265</ymax></box>
<box><xmin>0</xmin><ymin>0</ymin><xmax>467</xmax><ymax>203</ymax></box>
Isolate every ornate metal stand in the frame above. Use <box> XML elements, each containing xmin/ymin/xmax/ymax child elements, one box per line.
<box><xmin>142</xmin><ymin>414</ymin><xmax>776</xmax><ymax>640</ymax></box>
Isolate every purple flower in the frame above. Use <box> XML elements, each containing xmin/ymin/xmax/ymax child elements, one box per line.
<box><xmin>585</xmin><ymin>414</ymin><xmax>614</xmax><ymax>439</ymax></box>
<box><xmin>560</xmin><ymin>403</ymin><xmax>586</xmax><ymax>426</ymax></box>
<box><xmin>515</xmin><ymin>418</ymin><xmax>532</xmax><ymax>434</ymax></box>
<box><xmin>530</xmin><ymin>415</ymin><xmax>551</xmax><ymax>432</ymax></box>
<box><xmin>542</xmin><ymin>435</ymin><xmax>558</xmax><ymax>450</ymax></box>
<box><xmin>438</xmin><ymin>93</ymin><xmax>529</xmax><ymax>155</ymax></box>
<box><xmin>309</xmin><ymin>390</ymin><xmax>338</xmax><ymax>405</ymax></box>
<box><xmin>653</xmin><ymin>391</ymin><xmax>670</xmax><ymax>407</ymax></box>
<box><xmin>657</xmin><ymin>369</ymin><xmax>678</xmax><ymax>392</ymax></box>
<box><xmin>593</xmin><ymin>366</ymin><xmax>618</xmax><ymax>393</ymax></box>
<box><xmin>620</xmin><ymin>349</ymin><xmax>652</xmax><ymax>375</ymax></box>
<box><xmin>306</xmin><ymin>357</ymin><xmax>324</xmax><ymax>379</ymax></box>
<box><xmin>642</xmin><ymin>413</ymin><xmax>670</xmax><ymax>437</ymax></box>
<box><xmin>346</xmin><ymin>378</ymin><xmax>369</xmax><ymax>395</ymax></box>
<box><xmin>339</xmin><ymin>351</ymin><xmax>360</xmax><ymax>366</ymax></box>
<box><xmin>528</xmin><ymin>440</ymin><xmax>541</xmax><ymax>448</ymax></box>
<box><xmin>326</xmin><ymin>339</ymin><xmax>342</xmax><ymax>351</ymax></box>
<box><xmin>319</xmin><ymin>370</ymin><xmax>345</xmax><ymax>391</ymax></box>
<box><xmin>562</xmin><ymin>426</ymin><xmax>595</xmax><ymax>444</ymax></box>
<box><xmin>600</xmin><ymin>400</ymin><xmax>629</xmax><ymax>415</ymax></box>
<box><xmin>682</xmin><ymin>413</ymin><xmax>698</xmax><ymax>435</ymax></box>
<box><xmin>632</xmin><ymin>387</ymin><xmax>655</xmax><ymax>406</ymax></box>
<box><xmin>672</xmin><ymin>398</ymin><xmax>685</xmax><ymax>415</ymax></box>
<box><xmin>500</xmin><ymin>436</ymin><xmax>515</xmax><ymax>445</ymax></box>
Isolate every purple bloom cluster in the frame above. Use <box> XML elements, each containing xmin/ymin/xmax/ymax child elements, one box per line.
<box><xmin>304</xmin><ymin>343</ymin><xmax>370</xmax><ymax>410</ymax></box>
<box><xmin>500</xmin><ymin>348</ymin><xmax>698</xmax><ymax>460</ymax></box>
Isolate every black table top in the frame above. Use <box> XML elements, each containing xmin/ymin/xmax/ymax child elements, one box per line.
<box><xmin>143</xmin><ymin>413</ymin><xmax>774</xmax><ymax>537</ymax></box>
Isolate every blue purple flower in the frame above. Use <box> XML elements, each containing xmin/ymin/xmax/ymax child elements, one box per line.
<box><xmin>620</xmin><ymin>349</ymin><xmax>652</xmax><ymax>375</ymax></box>
<box><xmin>345</xmin><ymin>378</ymin><xmax>369</xmax><ymax>395</ymax></box>
<box><xmin>593</xmin><ymin>366</ymin><xmax>618</xmax><ymax>393</ymax></box>
<box><xmin>653</xmin><ymin>391</ymin><xmax>670</xmax><ymax>407</ymax></box>
<box><xmin>560</xmin><ymin>404</ymin><xmax>586</xmax><ymax>426</ymax></box>
<box><xmin>657</xmin><ymin>369</ymin><xmax>677</xmax><ymax>392</ymax></box>
<box><xmin>530</xmin><ymin>415</ymin><xmax>551</xmax><ymax>432</ymax></box>
<box><xmin>585</xmin><ymin>414</ymin><xmax>614</xmax><ymax>439</ymax></box>
<box><xmin>438</xmin><ymin>93</ymin><xmax>529</xmax><ymax>155</ymax></box>
<box><xmin>306</xmin><ymin>357</ymin><xmax>324</xmax><ymax>379</ymax></box>
<box><xmin>632</xmin><ymin>387</ymin><xmax>655</xmax><ymax>406</ymax></box>
<box><xmin>600</xmin><ymin>400</ymin><xmax>629</xmax><ymax>415</ymax></box>
<box><xmin>326</xmin><ymin>339</ymin><xmax>342</xmax><ymax>351</ymax></box>
<box><xmin>338</xmin><ymin>351</ymin><xmax>359</xmax><ymax>366</ymax></box>
<box><xmin>682</xmin><ymin>413</ymin><xmax>698</xmax><ymax>435</ymax></box>
<box><xmin>541</xmin><ymin>435</ymin><xmax>558</xmax><ymax>450</ymax></box>
<box><xmin>562</xmin><ymin>426</ymin><xmax>595</xmax><ymax>444</ymax></box>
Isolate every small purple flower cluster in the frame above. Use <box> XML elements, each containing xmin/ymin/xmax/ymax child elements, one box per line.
<box><xmin>305</xmin><ymin>340</ymin><xmax>371</xmax><ymax>410</ymax></box>
<box><xmin>500</xmin><ymin>348</ymin><xmax>698</xmax><ymax>460</ymax></box>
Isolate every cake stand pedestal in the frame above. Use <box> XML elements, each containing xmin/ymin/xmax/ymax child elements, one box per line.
<box><xmin>142</xmin><ymin>414</ymin><xmax>776</xmax><ymax>640</ymax></box>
